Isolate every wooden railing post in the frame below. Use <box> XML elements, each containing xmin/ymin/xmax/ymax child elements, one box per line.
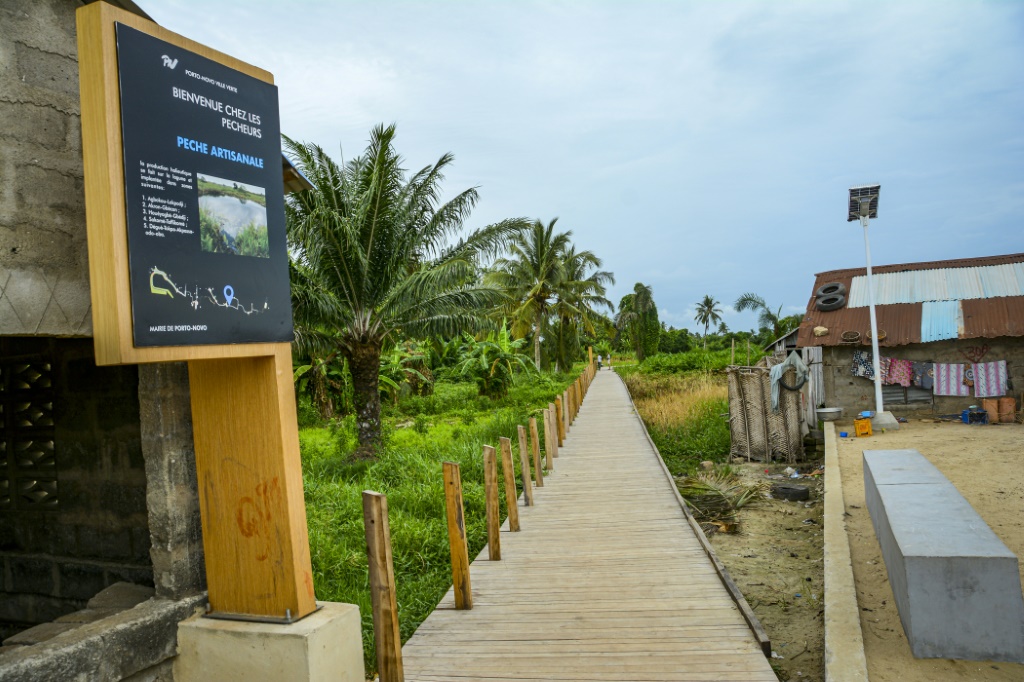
<box><xmin>555</xmin><ymin>395</ymin><xmax>565</xmax><ymax>444</ymax></box>
<box><xmin>498</xmin><ymin>437</ymin><xmax>520</xmax><ymax>532</ymax></box>
<box><xmin>442</xmin><ymin>462</ymin><xmax>472</xmax><ymax>610</ymax></box>
<box><xmin>529</xmin><ymin>417</ymin><xmax>544</xmax><ymax>487</ymax></box>
<box><xmin>516</xmin><ymin>425</ymin><xmax>534</xmax><ymax>505</ymax></box>
<box><xmin>363</xmin><ymin>491</ymin><xmax>404</xmax><ymax>682</ymax></box>
<box><xmin>543</xmin><ymin>407</ymin><xmax>556</xmax><ymax>468</ymax></box>
<box><xmin>483</xmin><ymin>445</ymin><xmax>501</xmax><ymax>560</ymax></box>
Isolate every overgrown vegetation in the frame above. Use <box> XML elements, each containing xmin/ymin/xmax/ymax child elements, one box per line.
<box><xmin>619</xmin><ymin>359</ymin><xmax>733</xmax><ymax>477</ymax></box>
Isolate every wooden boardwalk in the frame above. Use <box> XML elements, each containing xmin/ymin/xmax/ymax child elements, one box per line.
<box><xmin>402</xmin><ymin>370</ymin><xmax>776</xmax><ymax>681</ymax></box>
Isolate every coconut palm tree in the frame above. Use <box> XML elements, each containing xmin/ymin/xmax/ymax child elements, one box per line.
<box><xmin>616</xmin><ymin>283</ymin><xmax>659</xmax><ymax>362</ymax></box>
<box><xmin>734</xmin><ymin>292</ymin><xmax>791</xmax><ymax>340</ymax></box>
<box><xmin>549</xmin><ymin>246</ymin><xmax>615</xmax><ymax>371</ymax></box>
<box><xmin>694</xmin><ymin>295</ymin><xmax>723</xmax><ymax>350</ymax></box>
<box><xmin>285</xmin><ymin>125</ymin><xmax>528</xmax><ymax>454</ymax></box>
<box><xmin>486</xmin><ymin>218</ymin><xmax>572</xmax><ymax>370</ymax></box>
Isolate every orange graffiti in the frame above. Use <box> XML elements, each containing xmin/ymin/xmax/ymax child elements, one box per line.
<box><xmin>235</xmin><ymin>478</ymin><xmax>281</xmax><ymax>561</ymax></box>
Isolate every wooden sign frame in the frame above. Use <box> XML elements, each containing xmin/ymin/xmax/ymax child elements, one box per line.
<box><xmin>77</xmin><ymin>2</ymin><xmax>317</xmax><ymax>623</ymax></box>
<box><xmin>78</xmin><ymin>1</ymin><xmax>288</xmax><ymax>366</ymax></box>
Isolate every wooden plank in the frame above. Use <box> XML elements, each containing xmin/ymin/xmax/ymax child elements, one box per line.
<box><xmin>498</xmin><ymin>437</ymin><xmax>520</xmax><ymax>532</ymax></box>
<box><xmin>188</xmin><ymin>344</ymin><xmax>316</xmax><ymax>619</ymax></box>
<box><xmin>483</xmin><ymin>445</ymin><xmax>500</xmax><ymax>560</ymax></box>
<box><xmin>363</xmin><ymin>491</ymin><xmax>404</xmax><ymax>682</ymax></box>
<box><xmin>443</xmin><ymin>462</ymin><xmax>472</xmax><ymax>609</ymax></box>
<box><xmin>517</xmin><ymin>426</ymin><xmax>534</xmax><ymax>505</ymax></box>
<box><xmin>528</xmin><ymin>417</ymin><xmax>543</xmax><ymax>487</ymax></box>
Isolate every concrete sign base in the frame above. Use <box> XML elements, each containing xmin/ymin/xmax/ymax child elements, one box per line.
<box><xmin>864</xmin><ymin>449</ymin><xmax>1024</xmax><ymax>662</ymax></box>
<box><xmin>174</xmin><ymin>602</ymin><xmax>365</xmax><ymax>681</ymax></box>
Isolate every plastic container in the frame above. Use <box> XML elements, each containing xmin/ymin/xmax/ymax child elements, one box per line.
<box><xmin>854</xmin><ymin>418</ymin><xmax>873</xmax><ymax>437</ymax></box>
<box><xmin>839</xmin><ymin>431</ymin><xmax>848</xmax><ymax>438</ymax></box>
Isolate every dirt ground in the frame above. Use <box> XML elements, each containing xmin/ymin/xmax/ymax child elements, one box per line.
<box><xmin>836</xmin><ymin>420</ymin><xmax>1024</xmax><ymax>681</ymax></box>
<box><xmin>711</xmin><ymin>462</ymin><xmax>826</xmax><ymax>682</ymax></box>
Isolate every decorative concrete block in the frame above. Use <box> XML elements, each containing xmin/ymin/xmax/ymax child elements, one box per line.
<box><xmin>174</xmin><ymin>602</ymin><xmax>365</xmax><ymax>682</ymax></box>
<box><xmin>864</xmin><ymin>449</ymin><xmax>1024</xmax><ymax>662</ymax></box>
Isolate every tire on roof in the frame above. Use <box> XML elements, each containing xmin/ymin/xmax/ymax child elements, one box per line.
<box><xmin>816</xmin><ymin>294</ymin><xmax>846</xmax><ymax>312</ymax></box>
<box><xmin>816</xmin><ymin>282</ymin><xmax>846</xmax><ymax>298</ymax></box>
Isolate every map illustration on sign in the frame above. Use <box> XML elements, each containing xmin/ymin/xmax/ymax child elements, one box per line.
<box><xmin>116</xmin><ymin>23</ymin><xmax>292</xmax><ymax>347</ymax></box>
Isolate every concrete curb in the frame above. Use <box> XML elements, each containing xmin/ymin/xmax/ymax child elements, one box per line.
<box><xmin>823</xmin><ymin>423</ymin><xmax>869</xmax><ymax>681</ymax></box>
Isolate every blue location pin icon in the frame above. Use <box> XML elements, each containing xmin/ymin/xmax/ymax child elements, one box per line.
<box><xmin>223</xmin><ymin>285</ymin><xmax>234</xmax><ymax>306</ymax></box>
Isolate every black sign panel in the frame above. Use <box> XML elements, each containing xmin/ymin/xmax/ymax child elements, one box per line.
<box><xmin>115</xmin><ymin>24</ymin><xmax>292</xmax><ymax>346</ymax></box>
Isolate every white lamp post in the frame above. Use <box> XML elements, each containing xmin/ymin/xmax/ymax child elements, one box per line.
<box><xmin>848</xmin><ymin>184</ymin><xmax>898</xmax><ymax>430</ymax></box>
<box><xmin>848</xmin><ymin>185</ymin><xmax>883</xmax><ymax>413</ymax></box>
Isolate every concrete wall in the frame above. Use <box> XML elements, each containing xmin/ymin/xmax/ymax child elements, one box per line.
<box><xmin>0</xmin><ymin>0</ymin><xmax>92</xmax><ymax>336</ymax></box>
<box><xmin>821</xmin><ymin>337</ymin><xmax>1024</xmax><ymax>417</ymax></box>
<box><xmin>0</xmin><ymin>337</ymin><xmax>152</xmax><ymax>638</ymax></box>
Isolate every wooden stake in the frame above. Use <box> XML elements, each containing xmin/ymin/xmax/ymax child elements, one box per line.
<box><xmin>483</xmin><ymin>445</ymin><xmax>501</xmax><ymax>560</ymax></box>
<box><xmin>547</xmin><ymin>403</ymin><xmax>560</xmax><ymax>459</ymax></box>
<box><xmin>442</xmin><ymin>463</ymin><xmax>471</xmax><ymax>610</ymax></box>
<box><xmin>528</xmin><ymin>417</ymin><xmax>544</xmax><ymax>487</ymax></box>
<box><xmin>554</xmin><ymin>396</ymin><xmax>565</xmax><ymax>444</ymax></box>
<box><xmin>747</xmin><ymin>339</ymin><xmax>750</xmax><ymax>366</ymax></box>
<box><xmin>363</xmin><ymin>491</ymin><xmax>404</xmax><ymax>682</ymax></box>
<box><xmin>731</xmin><ymin>338</ymin><xmax>736</xmax><ymax>365</ymax></box>
<box><xmin>517</xmin><ymin>426</ymin><xmax>534</xmax><ymax>505</ymax></box>
<box><xmin>498</xmin><ymin>437</ymin><xmax>520</xmax><ymax>532</ymax></box>
<box><xmin>542</xmin><ymin>408</ymin><xmax>555</xmax><ymax>469</ymax></box>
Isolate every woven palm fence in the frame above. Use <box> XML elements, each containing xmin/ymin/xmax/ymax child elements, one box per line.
<box><xmin>727</xmin><ymin>362</ymin><xmax>804</xmax><ymax>464</ymax></box>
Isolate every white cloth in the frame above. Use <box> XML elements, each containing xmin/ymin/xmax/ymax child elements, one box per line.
<box><xmin>770</xmin><ymin>351</ymin><xmax>809</xmax><ymax>412</ymax></box>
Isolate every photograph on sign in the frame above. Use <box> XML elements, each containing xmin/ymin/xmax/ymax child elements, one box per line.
<box><xmin>115</xmin><ymin>23</ymin><xmax>292</xmax><ymax>347</ymax></box>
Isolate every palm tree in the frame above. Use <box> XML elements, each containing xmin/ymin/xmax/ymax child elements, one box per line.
<box><xmin>486</xmin><ymin>219</ymin><xmax>572</xmax><ymax>370</ymax></box>
<box><xmin>694</xmin><ymin>295</ymin><xmax>723</xmax><ymax>350</ymax></box>
<box><xmin>549</xmin><ymin>246</ymin><xmax>615</xmax><ymax>371</ymax></box>
<box><xmin>286</xmin><ymin>125</ymin><xmax>527</xmax><ymax>454</ymax></box>
<box><xmin>616</xmin><ymin>283</ymin><xmax>659</xmax><ymax>361</ymax></box>
<box><xmin>734</xmin><ymin>292</ymin><xmax>790</xmax><ymax>340</ymax></box>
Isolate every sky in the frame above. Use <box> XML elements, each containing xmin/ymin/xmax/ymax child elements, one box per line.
<box><xmin>144</xmin><ymin>1</ymin><xmax>1024</xmax><ymax>336</ymax></box>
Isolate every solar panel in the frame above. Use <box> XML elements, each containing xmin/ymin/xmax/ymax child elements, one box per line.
<box><xmin>848</xmin><ymin>184</ymin><xmax>880</xmax><ymax>222</ymax></box>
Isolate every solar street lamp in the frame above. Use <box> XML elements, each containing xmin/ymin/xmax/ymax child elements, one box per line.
<box><xmin>848</xmin><ymin>184</ymin><xmax>894</xmax><ymax>427</ymax></box>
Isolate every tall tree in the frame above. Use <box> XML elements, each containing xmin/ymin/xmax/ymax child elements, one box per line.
<box><xmin>734</xmin><ymin>292</ymin><xmax>793</xmax><ymax>341</ymax></box>
<box><xmin>549</xmin><ymin>245</ymin><xmax>615</xmax><ymax>371</ymax></box>
<box><xmin>616</xmin><ymin>283</ymin><xmax>659</xmax><ymax>362</ymax></box>
<box><xmin>486</xmin><ymin>218</ymin><xmax>571</xmax><ymax>370</ymax></box>
<box><xmin>286</xmin><ymin>125</ymin><xmax>527</xmax><ymax>454</ymax></box>
<box><xmin>694</xmin><ymin>294</ymin><xmax>723</xmax><ymax>350</ymax></box>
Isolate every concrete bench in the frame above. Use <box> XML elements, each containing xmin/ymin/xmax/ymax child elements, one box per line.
<box><xmin>863</xmin><ymin>449</ymin><xmax>1024</xmax><ymax>662</ymax></box>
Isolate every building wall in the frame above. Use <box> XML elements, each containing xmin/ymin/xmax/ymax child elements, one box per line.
<box><xmin>0</xmin><ymin>337</ymin><xmax>152</xmax><ymax>637</ymax></box>
<box><xmin>822</xmin><ymin>337</ymin><xmax>1023</xmax><ymax>417</ymax></box>
<box><xmin>0</xmin><ymin>0</ymin><xmax>93</xmax><ymax>337</ymax></box>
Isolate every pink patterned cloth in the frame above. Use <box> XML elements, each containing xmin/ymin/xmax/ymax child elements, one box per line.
<box><xmin>885</xmin><ymin>359</ymin><xmax>914</xmax><ymax>387</ymax></box>
<box><xmin>972</xmin><ymin>361</ymin><xmax>1008</xmax><ymax>398</ymax></box>
<box><xmin>934</xmin><ymin>363</ymin><xmax>971</xmax><ymax>396</ymax></box>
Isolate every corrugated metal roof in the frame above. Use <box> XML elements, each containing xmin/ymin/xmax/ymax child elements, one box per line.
<box><xmin>796</xmin><ymin>253</ymin><xmax>1024</xmax><ymax>348</ymax></box>
<box><xmin>962</xmin><ymin>296</ymin><xmax>1024</xmax><ymax>339</ymax></box>
<box><xmin>920</xmin><ymin>300</ymin><xmax>962</xmax><ymax>342</ymax></box>
<box><xmin>847</xmin><ymin>262</ymin><xmax>1024</xmax><ymax>307</ymax></box>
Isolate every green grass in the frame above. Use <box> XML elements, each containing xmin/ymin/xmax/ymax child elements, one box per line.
<box><xmin>301</xmin><ymin>369</ymin><xmax>578</xmax><ymax>673</ymax></box>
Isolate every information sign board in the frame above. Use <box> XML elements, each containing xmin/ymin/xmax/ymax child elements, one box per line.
<box><xmin>115</xmin><ymin>23</ymin><xmax>292</xmax><ymax>347</ymax></box>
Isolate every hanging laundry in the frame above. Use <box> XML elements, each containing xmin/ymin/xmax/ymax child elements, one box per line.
<box><xmin>885</xmin><ymin>359</ymin><xmax>914</xmax><ymax>387</ymax></box>
<box><xmin>911</xmin><ymin>362</ymin><xmax>934</xmax><ymax>390</ymax></box>
<box><xmin>851</xmin><ymin>350</ymin><xmax>892</xmax><ymax>381</ymax></box>
<box><xmin>934</xmin><ymin>363</ymin><xmax>971</xmax><ymax>396</ymax></box>
<box><xmin>972</xmin><ymin>360</ymin><xmax>1008</xmax><ymax>398</ymax></box>
<box><xmin>851</xmin><ymin>350</ymin><xmax>873</xmax><ymax>379</ymax></box>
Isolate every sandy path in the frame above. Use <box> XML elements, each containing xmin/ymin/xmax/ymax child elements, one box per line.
<box><xmin>836</xmin><ymin>420</ymin><xmax>1024</xmax><ymax>681</ymax></box>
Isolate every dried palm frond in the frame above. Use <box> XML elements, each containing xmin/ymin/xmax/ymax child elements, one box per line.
<box><xmin>676</xmin><ymin>469</ymin><xmax>769</xmax><ymax>533</ymax></box>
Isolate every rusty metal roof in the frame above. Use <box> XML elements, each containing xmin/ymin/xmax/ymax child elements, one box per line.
<box><xmin>797</xmin><ymin>253</ymin><xmax>1024</xmax><ymax>348</ymax></box>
